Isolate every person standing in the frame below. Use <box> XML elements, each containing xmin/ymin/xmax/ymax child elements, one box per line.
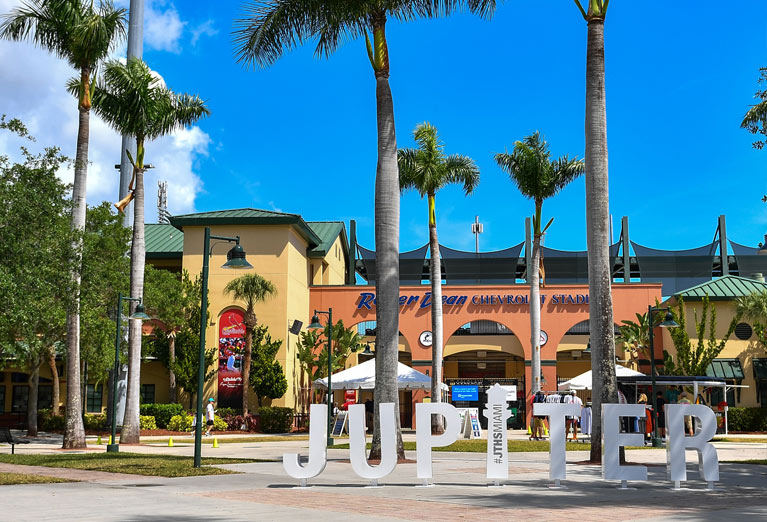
<box><xmin>564</xmin><ymin>390</ymin><xmax>583</xmax><ymax>441</ymax></box>
<box><xmin>655</xmin><ymin>391</ymin><xmax>667</xmax><ymax>439</ymax></box>
<box><xmin>678</xmin><ymin>392</ymin><xmax>694</xmax><ymax>436</ymax></box>
<box><xmin>205</xmin><ymin>398</ymin><xmax>216</xmax><ymax>436</ymax></box>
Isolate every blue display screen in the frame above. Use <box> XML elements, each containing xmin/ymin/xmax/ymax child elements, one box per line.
<box><xmin>451</xmin><ymin>385</ymin><xmax>479</xmax><ymax>401</ymax></box>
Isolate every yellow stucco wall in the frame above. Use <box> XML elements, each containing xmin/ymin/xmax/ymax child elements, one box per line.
<box><xmin>661</xmin><ymin>299</ymin><xmax>767</xmax><ymax>407</ymax></box>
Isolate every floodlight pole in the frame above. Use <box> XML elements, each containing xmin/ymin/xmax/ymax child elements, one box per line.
<box><xmin>648</xmin><ymin>305</ymin><xmax>671</xmax><ymax>448</ymax></box>
<box><xmin>313</xmin><ymin>308</ymin><xmax>334</xmax><ymax>447</ymax></box>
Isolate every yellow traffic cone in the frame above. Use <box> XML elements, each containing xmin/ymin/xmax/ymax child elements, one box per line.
<box><xmin>212</xmin><ymin>438</ymin><xmax>219</xmax><ymax>448</ymax></box>
<box><xmin>544</xmin><ymin>425</ymin><xmax>549</xmax><ymax>437</ymax></box>
<box><xmin>109</xmin><ymin>435</ymin><xmax>113</xmax><ymax>445</ymax></box>
<box><xmin>97</xmin><ymin>435</ymin><xmax>102</xmax><ymax>445</ymax></box>
<box><xmin>168</xmin><ymin>437</ymin><xmax>174</xmax><ymax>447</ymax></box>
<box><xmin>526</xmin><ymin>425</ymin><xmax>532</xmax><ymax>436</ymax></box>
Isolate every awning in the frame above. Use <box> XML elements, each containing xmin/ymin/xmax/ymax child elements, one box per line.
<box><xmin>558</xmin><ymin>365</ymin><xmax>644</xmax><ymax>391</ymax></box>
<box><xmin>314</xmin><ymin>358</ymin><xmax>445</xmax><ymax>391</ymax></box>
<box><xmin>753</xmin><ymin>358</ymin><xmax>767</xmax><ymax>380</ymax></box>
<box><xmin>706</xmin><ymin>359</ymin><xmax>745</xmax><ymax>380</ymax></box>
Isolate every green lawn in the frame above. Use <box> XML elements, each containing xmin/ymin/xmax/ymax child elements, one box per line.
<box><xmin>329</xmin><ymin>440</ymin><xmax>594</xmax><ymax>452</ymax></box>
<box><xmin>0</xmin><ymin>453</ymin><xmax>257</xmax><ymax>478</ymax></box>
<box><xmin>723</xmin><ymin>459</ymin><xmax>767</xmax><ymax>465</ymax></box>
<box><xmin>713</xmin><ymin>438</ymin><xmax>767</xmax><ymax>444</ymax></box>
<box><xmin>0</xmin><ymin>472</ymin><xmax>73</xmax><ymax>485</ymax></box>
<box><xmin>167</xmin><ymin>435</ymin><xmax>309</xmax><ymax>444</ymax></box>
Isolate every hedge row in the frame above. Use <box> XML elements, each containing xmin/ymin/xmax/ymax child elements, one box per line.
<box><xmin>727</xmin><ymin>407</ymin><xmax>767</xmax><ymax>432</ymax></box>
<box><xmin>139</xmin><ymin>403</ymin><xmax>185</xmax><ymax>429</ymax></box>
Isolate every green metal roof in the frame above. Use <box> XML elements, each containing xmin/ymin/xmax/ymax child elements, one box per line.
<box><xmin>145</xmin><ymin>224</ymin><xmax>183</xmax><ymax>259</ymax></box>
<box><xmin>169</xmin><ymin>208</ymin><xmax>321</xmax><ymax>248</ymax></box>
<box><xmin>307</xmin><ymin>221</ymin><xmax>347</xmax><ymax>258</ymax></box>
<box><xmin>671</xmin><ymin>275</ymin><xmax>767</xmax><ymax>301</ymax></box>
<box><xmin>706</xmin><ymin>358</ymin><xmax>745</xmax><ymax>380</ymax></box>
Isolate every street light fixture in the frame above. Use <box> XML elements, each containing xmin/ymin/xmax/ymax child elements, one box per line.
<box><xmin>308</xmin><ymin>309</ymin><xmax>334</xmax><ymax>446</ymax></box>
<box><xmin>107</xmin><ymin>293</ymin><xmax>151</xmax><ymax>453</ymax></box>
<box><xmin>647</xmin><ymin>306</ymin><xmax>679</xmax><ymax>448</ymax></box>
<box><xmin>193</xmin><ymin>227</ymin><xmax>252</xmax><ymax>468</ymax></box>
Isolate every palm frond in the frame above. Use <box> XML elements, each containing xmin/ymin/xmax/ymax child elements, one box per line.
<box><xmin>224</xmin><ymin>273</ymin><xmax>277</xmax><ymax>310</ymax></box>
<box><xmin>443</xmin><ymin>154</ymin><xmax>480</xmax><ymax>195</ymax></box>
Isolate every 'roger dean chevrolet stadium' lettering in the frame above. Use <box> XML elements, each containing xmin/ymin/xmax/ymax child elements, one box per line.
<box><xmin>356</xmin><ymin>292</ymin><xmax>588</xmax><ymax>310</ymax></box>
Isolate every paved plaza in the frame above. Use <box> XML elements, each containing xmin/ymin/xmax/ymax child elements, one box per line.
<box><xmin>0</xmin><ymin>432</ymin><xmax>764</xmax><ymax>521</ymax></box>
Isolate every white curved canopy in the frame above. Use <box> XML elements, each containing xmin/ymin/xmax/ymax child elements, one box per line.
<box><xmin>314</xmin><ymin>358</ymin><xmax>441</xmax><ymax>390</ymax></box>
<box><xmin>558</xmin><ymin>365</ymin><xmax>644</xmax><ymax>391</ymax></box>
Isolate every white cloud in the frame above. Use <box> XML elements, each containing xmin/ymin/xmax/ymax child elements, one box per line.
<box><xmin>144</xmin><ymin>0</ymin><xmax>186</xmax><ymax>53</ymax></box>
<box><xmin>0</xmin><ymin>0</ymin><xmax>210</xmax><ymax>223</ymax></box>
<box><xmin>190</xmin><ymin>19</ymin><xmax>218</xmax><ymax>46</ymax></box>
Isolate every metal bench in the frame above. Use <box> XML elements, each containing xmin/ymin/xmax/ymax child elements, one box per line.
<box><xmin>0</xmin><ymin>427</ymin><xmax>30</xmax><ymax>454</ymax></box>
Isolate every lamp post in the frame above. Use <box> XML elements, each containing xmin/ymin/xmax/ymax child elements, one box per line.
<box><xmin>308</xmin><ymin>309</ymin><xmax>333</xmax><ymax>446</ymax></box>
<box><xmin>193</xmin><ymin>226</ymin><xmax>253</xmax><ymax>468</ymax></box>
<box><xmin>647</xmin><ymin>306</ymin><xmax>679</xmax><ymax>447</ymax></box>
<box><xmin>107</xmin><ymin>293</ymin><xmax>150</xmax><ymax>453</ymax></box>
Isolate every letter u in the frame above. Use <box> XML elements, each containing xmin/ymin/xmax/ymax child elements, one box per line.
<box><xmin>349</xmin><ymin>403</ymin><xmax>397</xmax><ymax>485</ymax></box>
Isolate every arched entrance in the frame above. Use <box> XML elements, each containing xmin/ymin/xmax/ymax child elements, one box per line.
<box><xmin>443</xmin><ymin>320</ymin><xmax>526</xmax><ymax>429</ymax></box>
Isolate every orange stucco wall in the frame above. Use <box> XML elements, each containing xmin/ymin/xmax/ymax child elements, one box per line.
<box><xmin>311</xmin><ymin>283</ymin><xmax>662</xmax><ymax>427</ymax></box>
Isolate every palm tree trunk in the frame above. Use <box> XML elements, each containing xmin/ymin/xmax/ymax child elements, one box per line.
<box><xmin>370</xmin><ymin>14</ymin><xmax>405</xmax><ymax>461</ymax></box>
<box><xmin>63</xmin><ymin>66</ymin><xmax>91</xmax><ymax>449</ymax></box>
<box><xmin>242</xmin><ymin>324</ymin><xmax>253</xmax><ymax>415</ymax></box>
<box><xmin>121</xmin><ymin>154</ymin><xmax>146</xmax><ymax>444</ymax></box>
<box><xmin>168</xmin><ymin>334</ymin><xmax>176</xmax><ymax>403</ymax></box>
<box><xmin>585</xmin><ymin>16</ymin><xmax>616</xmax><ymax>463</ymax></box>
<box><xmin>530</xmin><ymin>224</ymin><xmax>542</xmax><ymax>396</ymax></box>
<box><xmin>47</xmin><ymin>346</ymin><xmax>60</xmax><ymax>416</ymax></box>
<box><xmin>27</xmin><ymin>360</ymin><xmax>40</xmax><ymax>437</ymax></box>
<box><xmin>428</xmin><ymin>194</ymin><xmax>444</xmax><ymax>433</ymax></box>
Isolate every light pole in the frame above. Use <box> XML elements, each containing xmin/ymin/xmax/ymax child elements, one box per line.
<box><xmin>107</xmin><ymin>293</ymin><xmax>150</xmax><ymax>453</ymax></box>
<box><xmin>308</xmin><ymin>309</ymin><xmax>333</xmax><ymax>446</ymax></box>
<box><xmin>193</xmin><ymin>227</ymin><xmax>253</xmax><ymax>468</ymax></box>
<box><xmin>647</xmin><ymin>306</ymin><xmax>679</xmax><ymax>447</ymax></box>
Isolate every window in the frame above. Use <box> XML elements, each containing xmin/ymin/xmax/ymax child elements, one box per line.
<box><xmin>140</xmin><ymin>384</ymin><xmax>155</xmax><ymax>405</ymax></box>
<box><xmin>0</xmin><ymin>386</ymin><xmax>5</xmax><ymax>413</ymax></box>
<box><xmin>37</xmin><ymin>385</ymin><xmax>53</xmax><ymax>410</ymax></box>
<box><xmin>86</xmin><ymin>384</ymin><xmax>103</xmax><ymax>413</ymax></box>
<box><xmin>12</xmin><ymin>386</ymin><xmax>28</xmax><ymax>413</ymax></box>
<box><xmin>710</xmin><ymin>385</ymin><xmax>736</xmax><ymax>407</ymax></box>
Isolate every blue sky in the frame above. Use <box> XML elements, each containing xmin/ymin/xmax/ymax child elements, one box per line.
<box><xmin>4</xmin><ymin>1</ymin><xmax>767</xmax><ymax>255</ymax></box>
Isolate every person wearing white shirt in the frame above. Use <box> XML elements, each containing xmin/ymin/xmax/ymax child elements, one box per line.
<box><xmin>205</xmin><ymin>398</ymin><xmax>216</xmax><ymax>436</ymax></box>
<box><xmin>564</xmin><ymin>390</ymin><xmax>583</xmax><ymax>441</ymax></box>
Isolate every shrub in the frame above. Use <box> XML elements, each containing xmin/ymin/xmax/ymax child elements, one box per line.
<box><xmin>139</xmin><ymin>403</ymin><xmax>185</xmax><ymax>429</ymax></box>
<box><xmin>83</xmin><ymin>414</ymin><xmax>107</xmax><ymax>430</ymax></box>
<box><xmin>168</xmin><ymin>414</ymin><xmax>194</xmax><ymax>432</ymax></box>
<box><xmin>258</xmin><ymin>406</ymin><xmax>294</xmax><ymax>433</ymax></box>
<box><xmin>727</xmin><ymin>407</ymin><xmax>767</xmax><ymax>432</ymax></box>
<box><xmin>212</xmin><ymin>416</ymin><xmax>228</xmax><ymax>431</ymax></box>
<box><xmin>222</xmin><ymin>414</ymin><xmax>259</xmax><ymax>432</ymax></box>
<box><xmin>216</xmin><ymin>407</ymin><xmax>241</xmax><ymax>418</ymax></box>
<box><xmin>140</xmin><ymin>415</ymin><xmax>157</xmax><ymax>430</ymax></box>
<box><xmin>39</xmin><ymin>409</ymin><xmax>65</xmax><ymax>432</ymax></box>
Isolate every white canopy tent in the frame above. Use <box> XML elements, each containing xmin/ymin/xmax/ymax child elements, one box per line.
<box><xmin>314</xmin><ymin>358</ymin><xmax>447</xmax><ymax>391</ymax></box>
<box><xmin>558</xmin><ymin>365</ymin><xmax>645</xmax><ymax>391</ymax></box>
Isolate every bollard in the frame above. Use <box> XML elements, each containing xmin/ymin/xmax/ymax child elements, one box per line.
<box><xmin>168</xmin><ymin>437</ymin><xmax>174</xmax><ymax>447</ymax></box>
<box><xmin>212</xmin><ymin>438</ymin><xmax>219</xmax><ymax>448</ymax></box>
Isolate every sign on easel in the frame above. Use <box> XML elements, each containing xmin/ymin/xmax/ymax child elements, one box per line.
<box><xmin>461</xmin><ymin>408</ymin><xmax>482</xmax><ymax>439</ymax></box>
<box><xmin>331</xmin><ymin>411</ymin><xmax>348</xmax><ymax>436</ymax></box>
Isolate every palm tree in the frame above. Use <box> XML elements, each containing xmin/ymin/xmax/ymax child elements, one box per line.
<box><xmin>574</xmin><ymin>0</ymin><xmax>614</xmax><ymax>463</ymax></box>
<box><xmin>741</xmin><ymin>68</ymin><xmax>767</xmax><ymax>150</ymax></box>
<box><xmin>233</xmin><ymin>0</ymin><xmax>496</xmax><ymax>460</ymax></box>
<box><xmin>1</xmin><ymin>0</ymin><xmax>126</xmax><ymax>449</ymax></box>
<box><xmin>495</xmin><ymin>132</ymin><xmax>584</xmax><ymax>401</ymax></box>
<box><xmin>398</xmin><ymin>122</ymin><xmax>478</xmax><ymax>432</ymax></box>
<box><xmin>736</xmin><ymin>291</ymin><xmax>767</xmax><ymax>345</ymax></box>
<box><xmin>86</xmin><ymin>57</ymin><xmax>209</xmax><ymax>443</ymax></box>
<box><xmin>224</xmin><ymin>273</ymin><xmax>277</xmax><ymax>415</ymax></box>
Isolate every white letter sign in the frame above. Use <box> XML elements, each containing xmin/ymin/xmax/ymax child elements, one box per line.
<box><xmin>666</xmin><ymin>404</ymin><xmax>719</xmax><ymax>488</ymax></box>
<box><xmin>534</xmin><ymin>402</ymin><xmax>581</xmax><ymax>484</ymax></box>
<box><xmin>483</xmin><ymin>384</ymin><xmax>511</xmax><ymax>484</ymax></box>
<box><xmin>283</xmin><ymin>403</ymin><xmax>328</xmax><ymax>487</ymax></box>
<box><xmin>602</xmin><ymin>404</ymin><xmax>647</xmax><ymax>486</ymax></box>
<box><xmin>416</xmin><ymin>402</ymin><xmax>461</xmax><ymax>485</ymax></box>
<box><xmin>348</xmin><ymin>403</ymin><xmax>397</xmax><ymax>486</ymax></box>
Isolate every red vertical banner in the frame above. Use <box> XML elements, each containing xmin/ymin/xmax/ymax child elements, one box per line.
<box><xmin>218</xmin><ymin>309</ymin><xmax>245</xmax><ymax>408</ymax></box>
